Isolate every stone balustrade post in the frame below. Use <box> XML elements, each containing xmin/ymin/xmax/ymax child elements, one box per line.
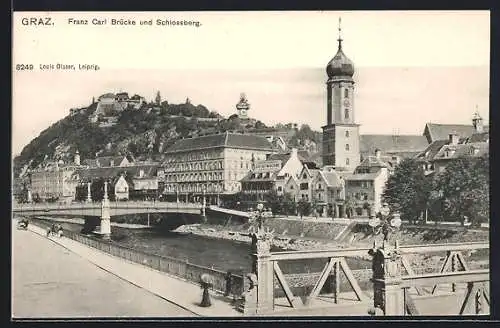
<box><xmin>369</xmin><ymin>240</ymin><xmax>404</xmax><ymax>316</ymax></box>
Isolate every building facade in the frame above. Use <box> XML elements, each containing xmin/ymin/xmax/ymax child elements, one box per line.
<box><xmin>162</xmin><ymin>132</ymin><xmax>274</xmax><ymax>203</ymax></box>
<box><xmin>240</xmin><ymin>148</ymin><xmax>305</xmax><ymax>203</ymax></box>
<box><xmin>30</xmin><ymin>152</ymin><xmax>83</xmax><ymax>202</ymax></box>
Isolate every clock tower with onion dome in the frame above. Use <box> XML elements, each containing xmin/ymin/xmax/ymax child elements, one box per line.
<box><xmin>322</xmin><ymin>18</ymin><xmax>360</xmax><ymax>171</ymax></box>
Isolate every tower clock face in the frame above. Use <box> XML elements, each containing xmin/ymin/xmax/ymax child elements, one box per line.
<box><xmin>344</xmin><ymin>99</ymin><xmax>351</xmax><ymax>107</ymax></box>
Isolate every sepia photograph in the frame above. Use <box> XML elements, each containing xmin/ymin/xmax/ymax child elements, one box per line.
<box><xmin>12</xmin><ymin>10</ymin><xmax>490</xmax><ymax>318</ymax></box>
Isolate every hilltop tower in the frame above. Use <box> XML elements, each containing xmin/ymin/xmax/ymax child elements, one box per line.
<box><xmin>322</xmin><ymin>18</ymin><xmax>360</xmax><ymax>171</ymax></box>
<box><xmin>236</xmin><ymin>93</ymin><xmax>250</xmax><ymax>120</ymax></box>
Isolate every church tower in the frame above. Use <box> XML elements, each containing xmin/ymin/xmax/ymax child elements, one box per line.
<box><xmin>322</xmin><ymin>18</ymin><xmax>360</xmax><ymax>171</ymax></box>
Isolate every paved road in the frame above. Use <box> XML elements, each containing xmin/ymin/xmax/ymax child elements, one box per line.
<box><xmin>12</xmin><ymin>225</ymin><xmax>195</xmax><ymax>318</ymax></box>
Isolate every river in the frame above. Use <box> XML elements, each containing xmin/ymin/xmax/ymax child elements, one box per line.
<box><xmin>32</xmin><ymin>218</ymin><xmax>372</xmax><ymax>275</ymax></box>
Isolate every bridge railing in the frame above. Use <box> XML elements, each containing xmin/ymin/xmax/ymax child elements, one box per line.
<box><xmin>29</xmin><ymin>219</ymin><xmax>244</xmax><ymax>299</ymax></box>
<box><xmin>248</xmin><ymin>240</ymin><xmax>489</xmax><ymax>315</ymax></box>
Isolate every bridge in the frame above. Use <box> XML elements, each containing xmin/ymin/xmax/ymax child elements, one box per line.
<box><xmin>12</xmin><ymin>201</ymin><xmax>203</xmax><ymax>217</ymax></box>
<box><xmin>13</xmin><ymin>198</ymin><xmax>251</xmax><ymax>239</ymax></box>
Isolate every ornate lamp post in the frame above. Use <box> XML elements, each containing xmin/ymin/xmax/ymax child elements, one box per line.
<box><xmin>248</xmin><ymin>202</ymin><xmax>275</xmax><ymax>314</ymax></box>
<box><xmin>368</xmin><ymin>202</ymin><xmax>404</xmax><ymax>315</ymax></box>
<box><xmin>100</xmin><ymin>179</ymin><xmax>111</xmax><ymax>240</ymax></box>
<box><xmin>368</xmin><ymin>203</ymin><xmax>402</xmax><ymax>243</ymax></box>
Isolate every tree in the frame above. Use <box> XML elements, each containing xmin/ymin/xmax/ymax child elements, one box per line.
<box><xmin>297</xmin><ymin>199</ymin><xmax>312</xmax><ymax>218</ymax></box>
<box><xmin>254</xmin><ymin>121</ymin><xmax>266</xmax><ymax>129</ymax></box>
<box><xmin>432</xmin><ymin>155</ymin><xmax>489</xmax><ymax>226</ymax></box>
<box><xmin>344</xmin><ymin>195</ymin><xmax>356</xmax><ymax>218</ymax></box>
<box><xmin>282</xmin><ymin>192</ymin><xmax>297</xmax><ymax>216</ymax></box>
<box><xmin>264</xmin><ymin>189</ymin><xmax>282</xmax><ymax>215</ymax></box>
<box><xmin>382</xmin><ymin>158</ymin><xmax>432</xmax><ymax>224</ymax></box>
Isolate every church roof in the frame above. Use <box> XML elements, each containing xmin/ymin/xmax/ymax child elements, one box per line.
<box><xmin>360</xmin><ymin>135</ymin><xmax>429</xmax><ymax>155</ymax></box>
<box><xmin>423</xmin><ymin>123</ymin><xmax>488</xmax><ymax>143</ymax></box>
<box><xmin>165</xmin><ymin>132</ymin><xmax>273</xmax><ymax>153</ymax></box>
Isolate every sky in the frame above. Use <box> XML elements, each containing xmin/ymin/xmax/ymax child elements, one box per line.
<box><xmin>12</xmin><ymin>11</ymin><xmax>490</xmax><ymax>155</ymax></box>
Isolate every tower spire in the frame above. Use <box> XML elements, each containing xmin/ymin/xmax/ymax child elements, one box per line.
<box><xmin>337</xmin><ymin>17</ymin><xmax>343</xmax><ymax>50</ymax></box>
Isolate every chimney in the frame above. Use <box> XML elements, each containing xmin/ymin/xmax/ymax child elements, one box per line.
<box><xmin>449</xmin><ymin>132</ymin><xmax>459</xmax><ymax>145</ymax></box>
<box><xmin>374</xmin><ymin>148</ymin><xmax>381</xmax><ymax>159</ymax></box>
<box><xmin>139</xmin><ymin>169</ymin><xmax>144</xmax><ymax>178</ymax></box>
<box><xmin>291</xmin><ymin>148</ymin><xmax>298</xmax><ymax>157</ymax></box>
<box><xmin>110</xmin><ymin>159</ymin><xmax>115</xmax><ymax>167</ymax></box>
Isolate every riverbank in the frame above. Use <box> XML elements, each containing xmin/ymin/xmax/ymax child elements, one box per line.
<box><xmin>173</xmin><ymin>224</ymin><xmax>345</xmax><ymax>252</ymax></box>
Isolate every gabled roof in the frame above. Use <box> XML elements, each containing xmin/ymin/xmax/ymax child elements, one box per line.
<box><xmin>317</xmin><ymin>170</ymin><xmax>343</xmax><ymax>188</ymax></box>
<box><xmin>360</xmin><ymin>134</ymin><xmax>429</xmax><ymax>155</ymax></box>
<box><xmin>423</xmin><ymin>123</ymin><xmax>488</xmax><ymax>143</ymax></box>
<box><xmin>285</xmin><ymin>175</ymin><xmax>299</xmax><ymax>187</ymax></box>
<box><xmin>164</xmin><ymin>132</ymin><xmax>273</xmax><ymax>153</ymax></box>
<box><xmin>432</xmin><ymin>142</ymin><xmax>489</xmax><ymax>161</ymax></box>
<box><xmin>414</xmin><ymin>140</ymin><xmax>449</xmax><ymax>161</ymax></box>
<box><xmin>298</xmin><ymin>165</ymin><xmax>319</xmax><ymax>180</ymax></box>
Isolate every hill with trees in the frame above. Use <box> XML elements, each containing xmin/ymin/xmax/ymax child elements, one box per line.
<box><xmin>13</xmin><ymin>93</ymin><xmax>318</xmax><ymax>177</ymax></box>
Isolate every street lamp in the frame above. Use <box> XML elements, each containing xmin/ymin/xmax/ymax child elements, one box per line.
<box><xmin>368</xmin><ymin>203</ymin><xmax>402</xmax><ymax>242</ymax></box>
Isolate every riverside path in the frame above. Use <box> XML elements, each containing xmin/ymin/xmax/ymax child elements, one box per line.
<box><xmin>12</xmin><ymin>222</ymin><xmax>195</xmax><ymax>318</ymax></box>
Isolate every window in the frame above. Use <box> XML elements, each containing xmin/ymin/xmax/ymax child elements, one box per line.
<box><xmin>345</xmin><ymin>108</ymin><xmax>349</xmax><ymax>120</ymax></box>
<box><xmin>345</xmin><ymin>144</ymin><xmax>350</xmax><ymax>151</ymax></box>
<box><xmin>346</xmin><ymin>158</ymin><xmax>350</xmax><ymax>166</ymax></box>
<box><xmin>345</xmin><ymin>131</ymin><xmax>349</xmax><ymax>137</ymax></box>
<box><xmin>344</xmin><ymin>89</ymin><xmax>349</xmax><ymax>98</ymax></box>
<box><xmin>277</xmin><ymin>186</ymin><xmax>282</xmax><ymax>192</ymax></box>
<box><xmin>290</xmin><ymin>185</ymin><xmax>294</xmax><ymax>190</ymax></box>
<box><xmin>300</xmin><ymin>183</ymin><xmax>309</xmax><ymax>190</ymax></box>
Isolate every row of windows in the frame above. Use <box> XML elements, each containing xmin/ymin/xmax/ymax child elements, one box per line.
<box><xmin>164</xmin><ymin>172</ymin><xmax>224</xmax><ymax>182</ymax></box>
<box><xmin>164</xmin><ymin>182</ymin><xmax>224</xmax><ymax>193</ymax></box>
<box><xmin>348</xmin><ymin>181</ymin><xmax>373</xmax><ymax>188</ymax></box>
<box><xmin>164</xmin><ymin>161</ymin><xmax>224</xmax><ymax>172</ymax></box>
<box><xmin>163</xmin><ymin>151</ymin><xmax>223</xmax><ymax>163</ymax></box>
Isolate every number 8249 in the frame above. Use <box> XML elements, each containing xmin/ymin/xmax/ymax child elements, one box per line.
<box><xmin>16</xmin><ymin>64</ymin><xmax>34</xmax><ymax>71</ymax></box>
